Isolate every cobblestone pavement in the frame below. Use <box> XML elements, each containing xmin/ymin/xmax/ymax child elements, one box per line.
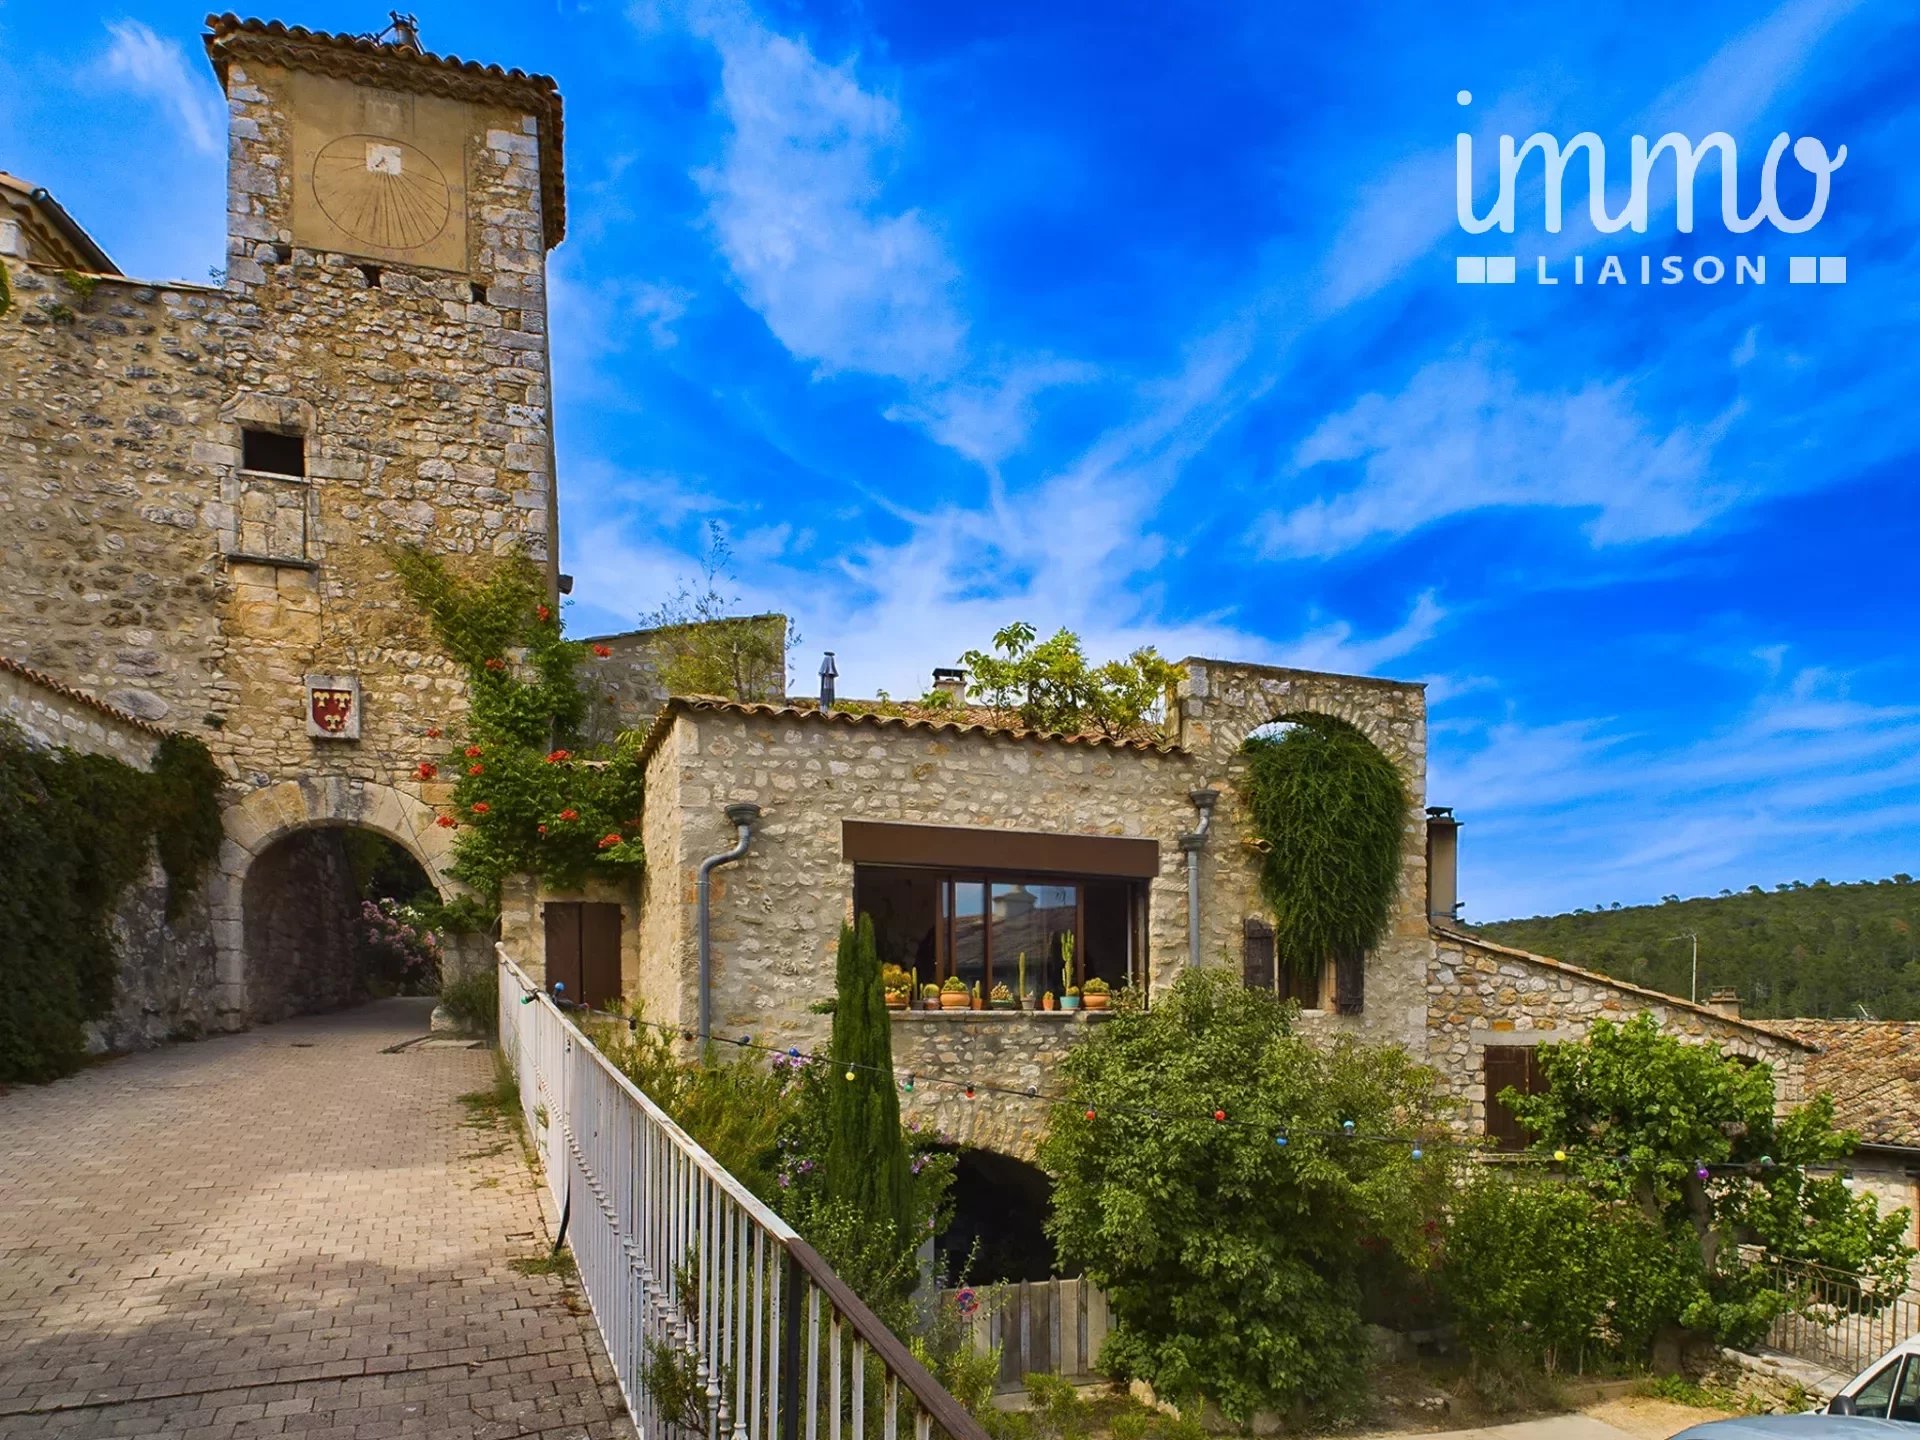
<box><xmin>0</xmin><ymin>1000</ymin><xmax>635</xmax><ymax>1439</ymax></box>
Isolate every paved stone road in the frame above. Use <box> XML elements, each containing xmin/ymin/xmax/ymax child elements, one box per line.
<box><xmin>0</xmin><ymin>1000</ymin><xmax>635</xmax><ymax>1439</ymax></box>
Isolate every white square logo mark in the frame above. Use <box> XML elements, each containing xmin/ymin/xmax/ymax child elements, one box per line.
<box><xmin>366</xmin><ymin>143</ymin><xmax>404</xmax><ymax>176</ymax></box>
<box><xmin>1456</xmin><ymin>256</ymin><xmax>1487</xmax><ymax>284</ymax></box>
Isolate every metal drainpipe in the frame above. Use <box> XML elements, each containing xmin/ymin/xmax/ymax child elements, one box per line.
<box><xmin>697</xmin><ymin>802</ymin><xmax>762</xmax><ymax>1045</ymax></box>
<box><xmin>1181</xmin><ymin>789</ymin><xmax>1219</xmax><ymax>969</ymax></box>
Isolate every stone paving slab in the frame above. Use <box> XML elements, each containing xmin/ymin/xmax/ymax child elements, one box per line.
<box><xmin>0</xmin><ymin>999</ymin><xmax>635</xmax><ymax>1439</ymax></box>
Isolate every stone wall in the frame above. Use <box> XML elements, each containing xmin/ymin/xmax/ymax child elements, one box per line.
<box><xmin>1427</xmin><ymin>927</ymin><xmax>1810</xmax><ymax>1134</ymax></box>
<box><xmin>890</xmin><ymin>1011</ymin><xmax>1110</xmax><ymax>1161</ymax></box>
<box><xmin>582</xmin><ymin>615</ymin><xmax>789</xmax><ymax>739</ymax></box>
<box><xmin>1173</xmin><ymin>660</ymin><xmax>1433</xmax><ymax>1053</ymax></box>
<box><xmin>241</xmin><ymin>828</ymin><xmax>367</xmax><ymax>1022</ymax></box>
<box><xmin>0</xmin><ymin>664</ymin><xmax>220</xmax><ymax>1052</ymax></box>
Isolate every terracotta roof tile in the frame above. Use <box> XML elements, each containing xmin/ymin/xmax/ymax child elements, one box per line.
<box><xmin>633</xmin><ymin>694</ymin><xmax>1185</xmax><ymax>768</ymax></box>
<box><xmin>0</xmin><ymin>657</ymin><xmax>174</xmax><ymax>739</ymax></box>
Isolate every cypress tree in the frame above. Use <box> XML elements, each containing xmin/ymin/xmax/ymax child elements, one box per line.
<box><xmin>824</xmin><ymin>913</ymin><xmax>913</xmax><ymax>1236</ymax></box>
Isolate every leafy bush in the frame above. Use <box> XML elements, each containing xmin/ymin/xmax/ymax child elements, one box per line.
<box><xmin>1505</xmin><ymin>1015</ymin><xmax>1914</xmax><ymax>1349</ymax></box>
<box><xmin>1039</xmin><ymin>969</ymin><xmax>1452</xmax><ymax>1422</ymax></box>
<box><xmin>0</xmin><ymin>723</ymin><xmax>223</xmax><ymax>1082</ymax></box>
<box><xmin>395</xmin><ymin>547</ymin><xmax>646</xmax><ymax>896</ymax></box>
<box><xmin>439</xmin><ymin>965</ymin><xmax>499</xmax><ymax>1035</ymax></box>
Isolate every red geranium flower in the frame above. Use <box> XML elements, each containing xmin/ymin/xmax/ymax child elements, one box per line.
<box><xmin>598</xmin><ymin>832</ymin><xmax>622</xmax><ymax>850</ymax></box>
<box><xmin>537</xmin><ymin>604</ymin><xmax>551</xmax><ymax>622</ymax></box>
<box><xmin>464</xmin><ymin>745</ymin><xmax>483</xmax><ymax>757</ymax></box>
<box><xmin>537</xmin><ymin>824</ymin><xmax>547</xmax><ymax>835</ymax></box>
<box><xmin>415</xmin><ymin>762</ymin><xmax>437</xmax><ymax>780</ymax></box>
<box><xmin>468</xmin><ymin>763</ymin><xmax>484</xmax><ymax>776</ymax></box>
<box><xmin>592</xmin><ymin>644</ymin><xmax>612</xmax><ymax>658</ymax></box>
<box><xmin>484</xmin><ymin>657</ymin><xmax>506</xmax><ymax>671</ymax></box>
<box><xmin>545</xmin><ymin>748</ymin><xmax>572</xmax><ymax>764</ymax></box>
<box><xmin>435</xmin><ymin>815</ymin><xmax>457</xmax><ymax>829</ymax></box>
<box><xmin>558</xmin><ymin>808</ymin><xmax>580</xmax><ymax>822</ymax></box>
<box><xmin>470</xmin><ymin>802</ymin><xmax>491</xmax><ymax>815</ymax></box>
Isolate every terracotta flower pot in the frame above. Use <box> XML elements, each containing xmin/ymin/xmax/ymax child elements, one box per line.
<box><xmin>885</xmin><ymin>993</ymin><xmax>907</xmax><ymax>1010</ymax></box>
<box><xmin>1082</xmin><ymin>993</ymin><xmax>1110</xmax><ymax>1010</ymax></box>
<box><xmin>940</xmin><ymin>991</ymin><xmax>970</xmax><ymax>1010</ymax></box>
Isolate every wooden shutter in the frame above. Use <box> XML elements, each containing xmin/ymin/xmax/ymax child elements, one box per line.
<box><xmin>580</xmin><ymin>903</ymin><xmax>623</xmax><ymax>1007</ymax></box>
<box><xmin>1242</xmin><ymin>918</ymin><xmax>1275</xmax><ymax>993</ymax></box>
<box><xmin>1332</xmin><ymin>948</ymin><xmax>1365</xmax><ymax>1014</ymax></box>
<box><xmin>1484</xmin><ymin>1046</ymin><xmax>1543</xmax><ymax>1152</ymax></box>
<box><xmin>543</xmin><ymin>903</ymin><xmax>583</xmax><ymax>1001</ymax></box>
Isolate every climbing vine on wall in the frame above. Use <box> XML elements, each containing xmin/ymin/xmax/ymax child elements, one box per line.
<box><xmin>1239</xmin><ymin>714</ymin><xmax>1406</xmax><ymax>978</ymax></box>
<box><xmin>0</xmin><ymin>723</ymin><xmax>224</xmax><ymax>1083</ymax></box>
<box><xmin>394</xmin><ymin>547</ymin><xmax>645</xmax><ymax>899</ymax></box>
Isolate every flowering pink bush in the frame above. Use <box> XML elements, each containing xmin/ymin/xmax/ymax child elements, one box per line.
<box><xmin>359</xmin><ymin>898</ymin><xmax>442</xmax><ymax>994</ymax></box>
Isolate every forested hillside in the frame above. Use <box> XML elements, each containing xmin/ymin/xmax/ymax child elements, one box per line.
<box><xmin>1475</xmin><ymin>876</ymin><xmax>1920</xmax><ymax>1020</ymax></box>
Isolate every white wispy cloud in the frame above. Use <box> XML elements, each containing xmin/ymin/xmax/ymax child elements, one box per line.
<box><xmin>693</xmin><ymin>5</ymin><xmax>965</xmax><ymax>385</ymax></box>
<box><xmin>1264</xmin><ymin>356</ymin><xmax>1737</xmax><ymax>557</ymax></box>
<box><xmin>99</xmin><ymin>20</ymin><xmax>222</xmax><ymax>157</ymax></box>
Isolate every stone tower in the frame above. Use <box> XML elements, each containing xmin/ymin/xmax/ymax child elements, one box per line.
<box><xmin>0</xmin><ymin>16</ymin><xmax>569</xmax><ymax>1029</ymax></box>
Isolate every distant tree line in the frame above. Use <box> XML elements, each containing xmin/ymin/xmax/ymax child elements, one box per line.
<box><xmin>1476</xmin><ymin>876</ymin><xmax>1920</xmax><ymax>1020</ymax></box>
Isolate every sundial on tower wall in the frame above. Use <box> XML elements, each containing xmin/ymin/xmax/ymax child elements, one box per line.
<box><xmin>288</xmin><ymin>72</ymin><xmax>470</xmax><ymax>272</ymax></box>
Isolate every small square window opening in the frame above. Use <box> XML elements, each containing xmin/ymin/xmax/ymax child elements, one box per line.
<box><xmin>241</xmin><ymin>429</ymin><xmax>305</xmax><ymax>478</ymax></box>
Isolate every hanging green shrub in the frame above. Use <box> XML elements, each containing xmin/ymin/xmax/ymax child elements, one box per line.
<box><xmin>0</xmin><ymin>724</ymin><xmax>224</xmax><ymax>1082</ymax></box>
<box><xmin>1239</xmin><ymin>714</ymin><xmax>1406</xmax><ymax>977</ymax></box>
<box><xmin>395</xmin><ymin>547</ymin><xmax>644</xmax><ymax>897</ymax></box>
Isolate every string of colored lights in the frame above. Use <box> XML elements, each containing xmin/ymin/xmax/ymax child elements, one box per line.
<box><xmin>515</xmin><ymin>979</ymin><xmax>1834</xmax><ymax>1179</ymax></box>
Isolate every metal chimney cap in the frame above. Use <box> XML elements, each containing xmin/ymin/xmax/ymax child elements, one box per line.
<box><xmin>932</xmin><ymin>666</ymin><xmax>967</xmax><ymax>681</ymax></box>
<box><xmin>818</xmin><ymin>651</ymin><xmax>838</xmax><ymax>678</ymax></box>
<box><xmin>1426</xmin><ymin>805</ymin><xmax>1458</xmax><ymax>822</ymax></box>
<box><xmin>724</xmin><ymin>802</ymin><xmax>762</xmax><ymax>826</ymax></box>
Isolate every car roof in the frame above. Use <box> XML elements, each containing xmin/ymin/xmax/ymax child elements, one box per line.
<box><xmin>1674</xmin><ymin>1418</ymin><xmax>1918</xmax><ymax>1440</ymax></box>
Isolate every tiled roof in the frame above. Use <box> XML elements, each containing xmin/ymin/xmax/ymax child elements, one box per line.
<box><xmin>633</xmin><ymin>694</ymin><xmax>1186</xmax><ymax>768</ymax></box>
<box><xmin>1772</xmin><ymin>1021</ymin><xmax>1920</xmax><ymax>1151</ymax></box>
<box><xmin>202</xmin><ymin>14</ymin><xmax>566</xmax><ymax>248</ymax></box>
<box><xmin>1437</xmin><ymin>926</ymin><xmax>1817</xmax><ymax>1050</ymax></box>
<box><xmin>0</xmin><ymin>656</ymin><xmax>173</xmax><ymax>738</ymax></box>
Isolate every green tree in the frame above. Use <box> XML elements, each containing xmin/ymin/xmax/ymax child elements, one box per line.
<box><xmin>1507</xmin><ymin>1015</ymin><xmax>1913</xmax><ymax>1345</ymax></box>
<box><xmin>824</xmin><ymin>914</ymin><xmax>913</xmax><ymax>1229</ymax></box>
<box><xmin>638</xmin><ymin>522</ymin><xmax>791</xmax><ymax>701</ymax></box>
<box><xmin>1039</xmin><ymin>969</ymin><xmax>1452</xmax><ymax>1422</ymax></box>
<box><xmin>960</xmin><ymin>622</ymin><xmax>1184</xmax><ymax>741</ymax></box>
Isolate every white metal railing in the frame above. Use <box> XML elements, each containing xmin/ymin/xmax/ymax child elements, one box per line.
<box><xmin>497</xmin><ymin>947</ymin><xmax>989</xmax><ymax>1440</ymax></box>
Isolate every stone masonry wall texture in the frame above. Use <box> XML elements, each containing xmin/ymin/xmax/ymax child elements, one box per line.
<box><xmin>0</xmin><ymin>27</ymin><xmax>562</xmax><ymax>1029</ymax></box>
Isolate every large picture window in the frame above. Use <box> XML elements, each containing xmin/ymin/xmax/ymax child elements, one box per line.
<box><xmin>853</xmin><ymin>864</ymin><xmax>1143</xmax><ymax>1004</ymax></box>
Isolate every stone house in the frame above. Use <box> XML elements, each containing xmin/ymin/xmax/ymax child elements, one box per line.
<box><xmin>1775</xmin><ymin>1021</ymin><xmax>1920</xmax><ymax>1247</ymax></box>
<box><xmin>504</xmin><ymin>659</ymin><xmax>1813</xmax><ymax>1160</ymax></box>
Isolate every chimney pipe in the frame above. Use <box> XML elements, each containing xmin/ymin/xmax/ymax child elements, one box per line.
<box><xmin>931</xmin><ymin>666</ymin><xmax>967</xmax><ymax>703</ymax></box>
<box><xmin>1706</xmin><ymin>987</ymin><xmax>1743</xmax><ymax>1020</ymax></box>
<box><xmin>818</xmin><ymin>652</ymin><xmax>838</xmax><ymax>713</ymax></box>
<box><xmin>1426</xmin><ymin>806</ymin><xmax>1461</xmax><ymax>926</ymax></box>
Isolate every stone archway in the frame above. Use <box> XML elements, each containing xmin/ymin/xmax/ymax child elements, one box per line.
<box><xmin>209</xmin><ymin>778</ymin><xmax>460</xmax><ymax>1026</ymax></box>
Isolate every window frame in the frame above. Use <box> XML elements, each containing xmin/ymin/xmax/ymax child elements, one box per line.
<box><xmin>1483</xmin><ymin>1044</ymin><xmax>1548</xmax><ymax>1152</ymax></box>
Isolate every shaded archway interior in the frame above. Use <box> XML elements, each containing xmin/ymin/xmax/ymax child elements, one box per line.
<box><xmin>240</xmin><ymin>826</ymin><xmax>435</xmax><ymax>1024</ymax></box>
<box><xmin>938</xmin><ymin>1148</ymin><xmax>1061</xmax><ymax>1284</ymax></box>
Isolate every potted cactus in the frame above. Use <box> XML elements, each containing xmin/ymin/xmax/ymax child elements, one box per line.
<box><xmin>882</xmin><ymin>964</ymin><xmax>913</xmax><ymax>1009</ymax></box>
<box><xmin>1082</xmin><ymin>978</ymin><xmax>1111</xmax><ymax>1010</ymax></box>
<box><xmin>990</xmin><ymin>982</ymin><xmax>1017</xmax><ymax>1011</ymax></box>
<box><xmin>940</xmin><ymin>976</ymin><xmax>970</xmax><ymax>1011</ymax></box>
<box><xmin>1042</xmin><ymin>990</ymin><xmax>1056</xmax><ymax>1011</ymax></box>
<box><xmin>921</xmin><ymin>983</ymin><xmax>941</xmax><ymax>1009</ymax></box>
<box><xmin>1061</xmin><ymin>984</ymin><xmax>1082</xmax><ymax>1012</ymax></box>
<box><xmin>970</xmin><ymin>980</ymin><xmax>985</xmax><ymax>1011</ymax></box>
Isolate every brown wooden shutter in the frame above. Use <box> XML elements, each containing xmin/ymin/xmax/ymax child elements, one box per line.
<box><xmin>1332</xmin><ymin>948</ymin><xmax>1365</xmax><ymax>1014</ymax></box>
<box><xmin>1242</xmin><ymin>918</ymin><xmax>1275</xmax><ymax>993</ymax></box>
<box><xmin>544</xmin><ymin>903</ymin><xmax>582</xmax><ymax>1001</ymax></box>
<box><xmin>580</xmin><ymin>903</ymin><xmax>623</xmax><ymax>1007</ymax></box>
<box><xmin>1484</xmin><ymin>1046</ymin><xmax>1535</xmax><ymax>1151</ymax></box>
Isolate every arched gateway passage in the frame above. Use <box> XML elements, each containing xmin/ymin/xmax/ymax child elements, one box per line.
<box><xmin>214</xmin><ymin>779</ymin><xmax>462</xmax><ymax>1025</ymax></box>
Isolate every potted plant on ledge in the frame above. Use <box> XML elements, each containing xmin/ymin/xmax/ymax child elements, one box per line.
<box><xmin>941</xmin><ymin>976</ymin><xmax>970</xmax><ymax>1011</ymax></box>
<box><xmin>990</xmin><ymin>982</ymin><xmax>1017</xmax><ymax>1011</ymax></box>
<box><xmin>882</xmin><ymin>965</ymin><xmax>913</xmax><ymax>1010</ymax></box>
<box><xmin>921</xmin><ymin>983</ymin><xmax>941</xmax><ymax>1010</ymax></box>
<box><xmin>1061</xmin><ymin>984</ymin><xmax>1081</xmax><ymax>1012</ymax></box>
<box><xmin>1082</xmin><ymin>978</ymin><xmax>1111</xmax><ymax>1011</ymax></box>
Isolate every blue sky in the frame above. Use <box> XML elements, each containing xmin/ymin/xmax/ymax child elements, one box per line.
<box><xmin>3</xmin><ymin>0</ymin><xmax>1916</xmax><ymax>920</ymax></box>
